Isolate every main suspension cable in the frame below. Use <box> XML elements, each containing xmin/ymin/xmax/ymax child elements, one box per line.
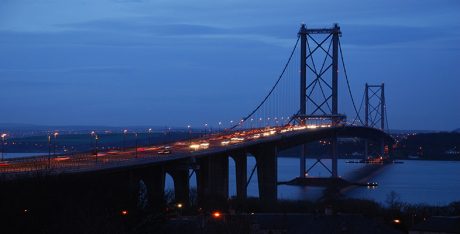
<box><xmin>228</xmin><ymin>37</ymin><xmax>300</xmax><ymax>130</ymax></box>
<box><xmin>338</xmin><ymin>39</ymin><xmax>363</xmax><ymax>125</ymax></box>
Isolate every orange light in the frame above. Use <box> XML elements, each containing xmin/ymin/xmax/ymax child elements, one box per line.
<box><xmin>121</xmin><ymin>210</ymin><xmax>128</xmax><ymax>216</ymax></box>
<box><xmin>54</xmin><ymin>157</ymin><xmax>70</xmax><ymax>161</ymax></box>
<box><xmin>393</xmin><ymin>219</ymin><xmax>400</xmax><ymax>224</ymax></box>
<box><xmin>212</xmin><ymin>211</ymin><xmax>221</xmax><ymax>218</ymax></box>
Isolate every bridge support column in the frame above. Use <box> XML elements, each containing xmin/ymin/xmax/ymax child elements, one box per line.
<box><xmin>300</xmin><ymin>144</ymin><xmax>307</xmax><ymax>178</ymax></box>
<box><xmin>230</xmin><ymin>151</ymin><xmax>247</xmax><ymax>200</ymax></box>
<box><xmin>380</xmin><ymin>138</ymin><xmax>385</xmax><ymax>157</ymax></box>
<box><xmin>129</xmin><ymin>166</ymin><xmax>166</xmax><ymax>210</ymax></box>
<box><xmin>168</xmin><ymin>169</ymin><xmax>190</xmax><ymax>206</ymax></box>
<box><xmin>197</xmin><ymin>154</ymin><xmax>228</xmax><ymax>207</ymax></box>
<box><xmin>252</xmin><ymin>145</ymin><xmax>277</xmax><ymax>202</ymax></box>
<box><xmin>364</xmin><ymin>139</ymin><xmax>369</xmax><ymax>159</ymax></box>
<box><xmin>332</xmin><ymin>135</ymin><xmax>338</xmax><ymax>178</ymax></box>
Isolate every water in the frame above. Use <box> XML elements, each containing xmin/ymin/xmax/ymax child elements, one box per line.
<box><xmin>346</xmin><ymin>160</ymin><xmax>460</xmax><ymax>206</ymax></box>
<box><xmin>166</xmin><ymin>157</ymin><xmax>460</xmax><ymax>206</ymax></box>
<box><xmin>1</xmin><ymin>152</ymin><xmax>48</xmax><ymax>159</ymax></box>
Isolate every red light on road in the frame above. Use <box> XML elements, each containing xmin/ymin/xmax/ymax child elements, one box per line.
<box><xmin>212</xmin><ymin>211</ymin><xmax>221</xmax><ymax>218</ymax></box>
<box><xmin>121</xmin><ymin>210</ymin><xmax>128</xmax><ymax>216</ymax></box>
<box><xmin>54</xmin><ymin>157</ymin><xmax>70</xmax><ymax>161</ymax></box>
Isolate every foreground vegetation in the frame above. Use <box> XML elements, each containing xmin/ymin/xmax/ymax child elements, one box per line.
<box><xmin>1</xmin><ymin>175</ymin><xmax>459</xmax><ymax>234</ymax></box>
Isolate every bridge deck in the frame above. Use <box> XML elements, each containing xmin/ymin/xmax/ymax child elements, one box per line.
<box><xmin>0</xmin><ymin>125</ymin><xmax>392</xmax><ymax>179</ymax></box>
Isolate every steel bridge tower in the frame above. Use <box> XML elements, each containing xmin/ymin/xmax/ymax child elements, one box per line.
<box><xmin>365</xmin><ymin>83</ymin><xmax>385</xmax><ymax>130</ymax></box>
<box><xmin>364</xmin><ymin>83</ymin><xmax>387</xmax><ymax>157</ymax></box>
<box><xmin>297</xmin><ymin>24</ymin><xmax>344</xmax><ymax>178</ymax></box>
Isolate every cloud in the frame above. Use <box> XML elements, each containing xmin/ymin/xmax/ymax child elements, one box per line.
<box><xmin>341</xmin><ymin>24</ymin><xmax>459</xmax><ymax>47</ymax></box>
<box><xmin>59</xmin><ymin>19</ymin><xmax>225</xmax><ymax>36</ymax></box>
<box><xmin>0</xmin><ymin>66</ymin><xmax>133</xmax><ymax>74</ymax></box>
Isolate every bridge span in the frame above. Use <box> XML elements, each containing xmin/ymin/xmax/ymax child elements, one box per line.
<box><xmin>0</xmin><ymin>125</ymin><xmax>393</xmax><ymax>208</ymax></box>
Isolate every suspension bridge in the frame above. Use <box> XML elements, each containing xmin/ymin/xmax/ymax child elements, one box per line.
<box><xmin>0</xmin><ymin>24</ymin><xmax>393</xmax><ymax>206</ymax></box>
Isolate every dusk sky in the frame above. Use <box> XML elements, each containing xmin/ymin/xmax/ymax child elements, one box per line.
<box><xmin>1</xmin><ymin>0</ymin><xmax>459</xmax><ymax>130</ymax></box>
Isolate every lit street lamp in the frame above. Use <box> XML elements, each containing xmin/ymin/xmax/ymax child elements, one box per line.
<box><xmin>48</xmin><ymin>134</ymin><xmax>51</xmax><ymax>168</ymax></box>
<box><xmin>1</xmin><ymin>133</ymin><xmax>7</xmax><ymax>161</ymax></box>
<box><xmin>187</xmin><ymin>125</ymin><xmax>191</xmax><ymax>142</ymax></box>
<box><xmin>148</xmin><ymin>128</ymin><xmax>152</xmax><ymax>145</ymax></box>
<box><xmin>167</xmin><ymin>127</ymin><xmax>171</xmax><ymax>143</ymax></box>
<box><xmin>53</xmin><ymin>132</ymin><xmax>59</xmax><ymax>156</ymax></box>
<box><xmin>91</xmin><ymin>131</ymin><xmax>98</xmax><ymax>162</ymax></box>
<box><xmin>95</xmin><ymin>135</ymin><xmax>99</xmax><ymax>162</ymax></box>
<box><xmin>90</xmin><ymin>131</ymin><xmax>95</xmax><ymax>150</ymax></box>
<box><xmin>123</xmin><ymin>129</ymin><xmax>128</xmax><ymax>151</ymax></box>
<box><xmin>135</xmin><ymin>132</ymin><xmax>138</xmax><ymax>158</ymax></box>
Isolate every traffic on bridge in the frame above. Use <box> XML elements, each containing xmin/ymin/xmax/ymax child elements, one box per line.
<box><xmin>0</xmin><ymin>123</ymin><xmax>334</xmax><ymax>176</ymax></box>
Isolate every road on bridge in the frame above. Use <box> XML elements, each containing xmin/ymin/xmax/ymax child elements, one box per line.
<box><xmin>0</xmin><ymin>124</ymin><xmax>333</xmax><ymax>177</ymax></box>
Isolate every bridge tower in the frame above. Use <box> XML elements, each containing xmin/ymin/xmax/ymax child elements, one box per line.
<box><xmin>297</xmin><ymin>24</ymin><xmax>344</xmax><ymax>178</ymax></box>
<box><xmin>364</xmin><ymin>83</ymin><xmax>387</xmax><ymax>157</ymax></box>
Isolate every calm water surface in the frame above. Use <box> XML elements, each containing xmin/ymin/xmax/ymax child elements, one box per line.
<box><xmin>1</xmin><ymin>152</ymin><xmax>48</xmax><ymax>159</ymax></box>
<box><xmin>346</xmin><ymin>159</ymin><xmax>460</xmax><ymax>205</ymax></box>
<box><xmin>167</xmin><ymin>157</ymin><xmax>460</xmax><ymax>206</ymax></box>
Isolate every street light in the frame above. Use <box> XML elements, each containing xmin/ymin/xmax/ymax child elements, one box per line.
<box><xmin>47</xmin><ymin>134</ymin><xmax>51</xmax><ymax>168</ymax></box>
<box><xmin>135</xmin><ymin>132</ymin><xmax>138</xmax><ymax>158</ymax></box>
<box><xmin>53</xmin><ymin>132</ymin><xmax>59</xmax><ymax>156</ymax></box>
<box><xmin>95</xmin><ymin>135</ymin><xmax>99</xmax><ymax>159</ymax></box>
<box><xmin>164</xmin><ymin>127</ymin><xmax>171</xmax><ymax>144</ymax></box>
<box><xmin>187</xmin><ymin>125</ymin><xmax>191</xmax><ymax>142</ymax></box>
<box><xmin>91</xmin><ymin>131</ymin><xmax>98</xmax><ymax>162</ymax></box>
<box><xmin>148</xmin><ymin>128</ymin><xmax>152</xmax><ymax>145</ymax></box>
<box><xmin>1</xmin><ymin>133</ymin><xmax>7</xmax><ymax>161</ymax></box>
<box><xmin>204</xmin><ymin>123</ymin><xmax>208</xmax><ymax>136</ymax></box>
<box><xmin>212</xmin><ymin>211</ymin><xmax>222</xmax><ymax>219</ymax></box>
<box><xmin>123</xmin><ymin>129</ymin><xmax>128</xmax><ymax>151</ymax></box>
<box><xmin>218</xmin><ymin>121</ymin><xmax>222</xmax><ymax>132</ymax></box>
<box><xmin>90</xmin><ymin>131</ymin><xmax>95</xmax><ymax>152</ymax></box>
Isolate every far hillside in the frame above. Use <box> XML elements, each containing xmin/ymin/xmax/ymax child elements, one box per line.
<box><xmin>393</xmin><ymin>132</ymin><xmax>460</xmax><ymax>160</ymax></box>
